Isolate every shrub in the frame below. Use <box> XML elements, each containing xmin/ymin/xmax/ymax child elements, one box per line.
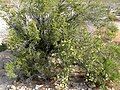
<box><xmin>0</xmin><ymin>43</ymin><xmax>7</xmax><ymax>52</ymax></box>
<box><xmin>1</xmin><ymin>0</ymin><xmax>120</xmax><ymax>89</ymax></box>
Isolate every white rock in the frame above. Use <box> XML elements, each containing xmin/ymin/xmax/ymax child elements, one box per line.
<box><xmin>81</xmin><ymin>89</ymin><xmax>85</xmax><ymax>90</ymax></box>
<box><xmin>35</xmin><ymin>85</ymin><xmax>43</xmax><ymax>90</ymax></box>
<box><xmin>11</xmin><ymin>85</ymin><xmax>16</xmax><ymax>90</ymax></box>
<box><xmin>0</xmin><ymin>17</ymin><xmax>8</xmax><ymax>45</ymax></box>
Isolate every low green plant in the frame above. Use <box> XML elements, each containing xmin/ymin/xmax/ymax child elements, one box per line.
<box><xmin>0</xmin><ymin>43</ymin><xmax>7</xmax><ymax>52</ymax></box>
<box><xmin>0</xmin><ymin>0</ymin><xmax>120</xmax><ymax>89</ymax></box>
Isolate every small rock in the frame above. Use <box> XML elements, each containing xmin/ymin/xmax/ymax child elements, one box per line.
<box><xmin>35</xmin><ymin>85</ymin><xmax>43</xmax><ymax>90</ymax></box>
<box><xmin>10</xmin><ymin>85</ymin><xmax>16</xmax><ymax>90</ymax></box>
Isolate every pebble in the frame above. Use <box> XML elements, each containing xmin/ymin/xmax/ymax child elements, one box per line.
<box><xmin>10</xmin><ymin>85</ymin><xmax>16</xmax><ymax>90</ymax></box>
<box><xmin>35</xmin><ymin>85</ymin><xmax>43</xmax><ymax>90</ymax></box>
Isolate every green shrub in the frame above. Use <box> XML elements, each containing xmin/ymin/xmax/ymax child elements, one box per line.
<box><xmin>1</xmin><ymin>0</ymin><xmax>120</xmax><ymax>89</ymax></box>
<box><xmin>0</xmin><ymin>43</ymin><xmax>7</xmax><ymax>52</ymax></box>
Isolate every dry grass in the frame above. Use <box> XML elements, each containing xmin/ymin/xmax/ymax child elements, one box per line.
<box><xmin>112</xmin><ymin>31</ymin><xmax>120</xmax><ymax>44</ymax></box>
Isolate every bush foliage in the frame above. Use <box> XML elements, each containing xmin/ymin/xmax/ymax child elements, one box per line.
<box><xmin>0</xmin><ymin>43</ymin><xmax>7</xmax><ymax>52</ymax></box>
<box><xmin>1</xmin><ymin>0</ymin><xmax>120</xmax><ymax>89</ymax></box>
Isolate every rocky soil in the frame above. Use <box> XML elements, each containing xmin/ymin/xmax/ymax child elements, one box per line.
<box><xmin>0</xmin><ymin>50</ymin><xmax>12</xmax><ymax>90</ymax></box>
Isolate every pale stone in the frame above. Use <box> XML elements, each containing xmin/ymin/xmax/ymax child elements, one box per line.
<box><xmin>11</xmin><ymin>85</ymin><xmax>16</xmax><ymax>90</ymax></box>
<box><xmin>0</xmin><ymin>17</ymin><xmax>8</xmax><ymax>45</ymax></box>
<box><xmin>35</xmin><ymin>85</ymin><xmax>43</xmax><ymax>90</ymax></box>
